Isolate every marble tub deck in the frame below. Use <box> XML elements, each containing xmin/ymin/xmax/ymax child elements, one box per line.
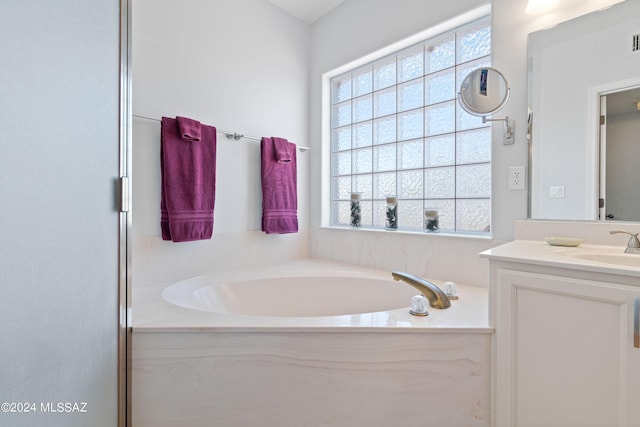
<box><xmin>132</xmin><ymin>259</ymin><xmax>492</xmax><ymax>427</ymax></box>
<box><xmin>132</xmin><ymin>258</ymin><xmax>491</xmax><ymax>332</ymax></box>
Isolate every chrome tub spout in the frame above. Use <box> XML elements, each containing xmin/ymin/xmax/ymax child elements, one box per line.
<box><xmin>391</xmin><ymin>271</ymin><xmax>451</xmax><ymax>309</ymax></box>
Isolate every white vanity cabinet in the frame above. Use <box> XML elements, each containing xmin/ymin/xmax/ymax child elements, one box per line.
<box><xmin>483</xmin><ymin>242</ymin><xmax>640</xmax><ymax>427</ymax></box>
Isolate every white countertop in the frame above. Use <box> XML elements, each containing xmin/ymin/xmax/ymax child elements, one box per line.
<box><xmin>480</xmin><ymin>240</ymin><xmax>640</xmax><ymax>279</ymax></box>
<box><xmin>133</xmin><ymin>259</ymin><xmax>491</xmax><ymax>333</ymax></box>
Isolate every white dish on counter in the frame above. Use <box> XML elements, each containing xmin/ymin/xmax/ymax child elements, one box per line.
<box><xmin>545</xmin><ymin>236</ymin><xmax>583</xmax><ymax>247</ymax></box>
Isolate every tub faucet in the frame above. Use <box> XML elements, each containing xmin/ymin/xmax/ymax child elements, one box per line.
<box><xmin>610</xmin><ymin>229</ymin><xmax>640</xmax><ymax>254</ymax></box>
<box><xmin>391</xmin><ymin>271</ymin><xmax>451</xmax><ymax>309</ymax></box>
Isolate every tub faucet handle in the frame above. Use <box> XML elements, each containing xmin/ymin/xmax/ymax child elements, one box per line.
<box><xmin>610</xmin><ymin>229</ymin><xmax>640</xmax><ymax>254</ymax></box>
<box><xmin>409</xmin><ymin>295</ymin><xmax>429</xmax><ymax>316</ymax></box>
<box><xmin>443</xmin><ymin>281</ymin><xmax>459</xmax><ymax>300</ymax></box>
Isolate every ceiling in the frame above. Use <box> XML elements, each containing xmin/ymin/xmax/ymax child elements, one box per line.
<box><xmin>268</xmin><ymin>0</ymin><xmax>345</xmax><ymax>24</ymax></box>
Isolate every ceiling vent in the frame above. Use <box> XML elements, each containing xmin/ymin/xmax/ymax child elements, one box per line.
<box><xmin>631</xmin><ymin>32</ymin><xmax>640</xmax><ymax>55</ymax></box>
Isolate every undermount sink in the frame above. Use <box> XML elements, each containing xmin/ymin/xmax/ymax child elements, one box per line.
<box><xmin>567</xmin><ymin>252</ymin><xmax>640</xmax><ymax>268</ymax></box>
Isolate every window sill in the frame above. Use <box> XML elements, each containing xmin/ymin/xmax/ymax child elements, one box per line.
<box><xmin>319</xmin><ymin>225</ymin><xmax>493</xmax><ymax>240</ymax></box>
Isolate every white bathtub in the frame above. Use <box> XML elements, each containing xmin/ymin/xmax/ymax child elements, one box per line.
<box><xmin>133</xmin><ymin>259</ymin><xmax>492</xmax><ymax>427</ymax></box>
<box><xmin>162</xmin><ymin>272</ymin><xmax>420</xmax><ymax>317</ymax></box>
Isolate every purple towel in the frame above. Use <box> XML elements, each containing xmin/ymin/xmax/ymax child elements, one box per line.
<box><xmin>272</xmin><ymin>137</ymin><xmax>291</xmax><ymax>163</ymax></box>
<box><xmin>161</xmin><ymin>116</ymin><xmax>217</xmax><ymax>242</ymax></box>
<box><xmin>176</xmin><ymin>116</ymin><xmax>201</xmax><ymax>142</ymax></box>
<box><xmin>261</xmin><ymin>137</ymin><xmax>298</xmax><ymax>234</ymax></box>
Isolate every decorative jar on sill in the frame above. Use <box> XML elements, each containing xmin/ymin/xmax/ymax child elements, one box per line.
<box><xmin>424</xmin><ymin>208</ymin><xmax>439</xmax><ymax>232</ymax></box>
<box><xmin>350</xmin><ymin>193</ymin><xmax>361</xmax><ymax>228</ymax></box>
<box><xmin>385</xmin><ymin>196</ymin><xmax>398</xmax><ymax>231</ymax></box>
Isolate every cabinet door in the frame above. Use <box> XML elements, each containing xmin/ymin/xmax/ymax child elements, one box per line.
<box><xmin>494</xmin><ymin>269</ymin><xmax>640</xmax><ymax>427</ymax></box>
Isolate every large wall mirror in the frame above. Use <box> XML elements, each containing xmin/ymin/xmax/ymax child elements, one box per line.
<box><xmin>528</xmin><ymin>0</ymin><xmax>640</xmax><ymax>221</ymax></box>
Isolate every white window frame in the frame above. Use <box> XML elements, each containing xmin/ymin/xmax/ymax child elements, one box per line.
<box><xmin>321</xmin><ymin>5</ymin><xmax>492</xmax><ymax>234</ymax></box>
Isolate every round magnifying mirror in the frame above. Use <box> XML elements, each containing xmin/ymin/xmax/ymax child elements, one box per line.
<box><xmin>458</xmin><ymin>67</ymin><xmax>510</xmax><ymax>116</ymax></box>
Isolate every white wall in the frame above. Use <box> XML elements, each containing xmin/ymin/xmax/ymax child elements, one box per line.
<box><xmin>132</xmin><ymin>0</ymin><xmax>311</xmax><ymax>285</ymax></box>
<box><xmin>491</xmin><ymin>0</ymin><xmax>628</xmax><ymax>225</ymax></box>
<box><xmin>132</xmin><ymin>0</ymin><xmax>628</xmax><ymax>288</ymax></box>
<box><xmin>309</xmin><ymin>0</ymin><xmax>498</xmax><ymax>288</ymax></box>
<box><xmin>307</xmin><ymin>0</ymin><xmax>626</xmax><ymax>287</ymax></box>
<box><xmin>0</xmin><ymin>1</ymin><xmax>120</xmax><ymax>426</ymax></box>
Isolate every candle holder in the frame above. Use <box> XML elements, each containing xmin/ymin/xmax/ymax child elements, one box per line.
<box><xmin>424</xmin><ymin>208</ymin><xmax>439</xmax><ymax>232</ymax></box>
<box><xmin>350</xmin><ymin>193</ymin><xmax>361</xmax><ymax>228</ymax></box>
<box><xmin>385</xmin><ymin>196</ymin><xmax>398</xmax><ymax>230</ymax></box>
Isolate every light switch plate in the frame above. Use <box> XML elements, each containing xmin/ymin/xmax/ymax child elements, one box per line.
<box><xmin>550</xmin><ymin>186</ymin><xmax>565</xmax><ymax>198</ymax></box>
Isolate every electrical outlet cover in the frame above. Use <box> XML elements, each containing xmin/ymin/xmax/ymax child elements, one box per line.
<box><xmin>509</xmin><ymin>166</ymin><xmax>525</xmax><ymax>190</ymax></box>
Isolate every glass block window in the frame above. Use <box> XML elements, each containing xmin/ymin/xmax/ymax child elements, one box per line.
<box><xmin>330</xmin><ymin>16</ymin><xmax>491</xmax><ymax>233</ymax></box>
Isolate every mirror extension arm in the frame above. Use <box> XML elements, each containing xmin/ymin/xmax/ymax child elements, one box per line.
<box><xmin>483</xmin><ymin>115</ymin><xmax>514</xmax><ymax>145</ymax></box>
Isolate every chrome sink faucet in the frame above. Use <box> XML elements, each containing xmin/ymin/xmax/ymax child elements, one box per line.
<box><xmin>391</xmin><ymin>271</ymin><xmax>451</xmax><ymax>309</ymax></box>
<box><xmin>610</xmin><ymin>229</ymin><xmax>640</xmax><ymax>254</ymax></box>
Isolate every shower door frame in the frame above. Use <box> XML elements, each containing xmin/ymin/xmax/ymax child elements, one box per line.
<box><xmin>118</xmin><ymin>0</ymin><xmax>133</xmax><ymax>425</ymax></box>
